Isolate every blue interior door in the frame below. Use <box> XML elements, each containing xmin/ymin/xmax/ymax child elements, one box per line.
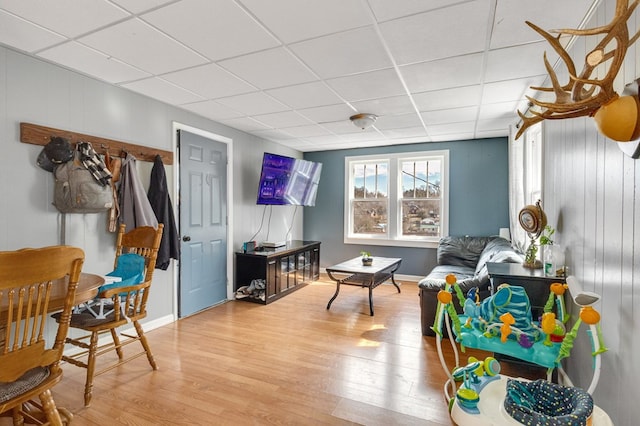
<box><xmin>178</xmin><ymin>129</ymin><xmax>227</xmax><ymax>317</ymax></box>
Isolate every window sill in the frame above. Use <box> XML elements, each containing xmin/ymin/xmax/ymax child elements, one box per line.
<box><xmin>344</xmin><ymin>236</ymin><xmax>439</xmax><ymax>249</ymax></box>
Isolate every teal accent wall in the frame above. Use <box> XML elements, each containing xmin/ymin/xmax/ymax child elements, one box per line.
<box><xmin>303</xmin><ymin>137</ymin><xmax>509</xmax><ymax>277</ymax></box>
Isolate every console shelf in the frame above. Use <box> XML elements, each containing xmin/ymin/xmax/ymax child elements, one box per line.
<box><xmin>234</xmin><ymin>240</ymin><xmax>320</xmax><ymax>305</ymax></box>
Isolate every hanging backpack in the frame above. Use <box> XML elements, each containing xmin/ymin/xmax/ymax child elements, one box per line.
<box><xmin>53</xmin><ymin>143</ymin><xmax>113</xmax><ymax>213</ymax></box>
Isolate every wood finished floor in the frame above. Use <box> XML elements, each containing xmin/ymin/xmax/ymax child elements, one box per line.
<box><xmin>35</xmin><ymin>277</ymin><xmax>544</xmax><ymax>425</ymax></box>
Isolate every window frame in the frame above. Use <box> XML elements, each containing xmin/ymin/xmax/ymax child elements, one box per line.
<box><xmin>344</xmin><ymin>150</ymin><xmax>449</xmax><ymax>249</ymax></box>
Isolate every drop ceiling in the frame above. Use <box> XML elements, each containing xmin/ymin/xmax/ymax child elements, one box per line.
<box><xmin>0</xmin><ymin>0</ymin><xmax>599</xmax><ymax>152</ymax></box>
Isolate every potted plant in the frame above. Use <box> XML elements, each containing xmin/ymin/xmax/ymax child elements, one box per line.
<box><xmin>523</xmin><ymin>225</ymin><xmax>554</xmax><ymax>269</ymax></box>
<box><xmin>523</xmin><ymin>243</ymin><xmax>539</xmax><ymax>268</ymax></box>
<box><xmin>539</xmin><ymin>225</ymin><xmax>555</xmax><ymax>246</ymax></box>
<box><xmin>360</xmin><ymin>251</ymin><xmax>373</xmax><ymax>266</ymax></box>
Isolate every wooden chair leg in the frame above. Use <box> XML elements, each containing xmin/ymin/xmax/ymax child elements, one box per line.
<box><xmin>133</xmin><ymin>320</ymin><xmax>157</xmax><ymax>370</ymax></box>
<box><xmin>12</xmin><ymin>407</ymin><xmax>24</xmax><ymax>426</ymax></box>
<box><xmin>38</xmin><ymin>390</ymin><xmax>63</xmax><ymax>426</ymax></box>
<box><xmin>84</xmin><ymin>331</ymin><xmax>99</xmax><ymax>407</ymax></box>
<box><xmin>110</xmin><ymin>328</ymin><xmax>124</xmax><ymax>360</ymax></box>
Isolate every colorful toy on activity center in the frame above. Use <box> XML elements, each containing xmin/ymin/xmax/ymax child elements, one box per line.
<box><xmin>431</xmin><ymin>273</ymin><xmax>612</xmax><ymax>425</ymax></box>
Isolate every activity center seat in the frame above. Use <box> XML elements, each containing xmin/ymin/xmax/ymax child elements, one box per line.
<box><xmin>432</xmin><ymin>274</ymin><xmax>613</xmax><ymax>425</ymax></box>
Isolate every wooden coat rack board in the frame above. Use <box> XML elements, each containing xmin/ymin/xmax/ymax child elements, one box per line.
<box><xmin>20</xmin><ymin>122</ymin><xmax>174</xmax><ymax>165</ymax></box>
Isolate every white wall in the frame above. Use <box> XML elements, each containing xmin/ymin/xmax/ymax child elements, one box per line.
<box><xmin>0</xmin><ymin>46</ymin><xmax>302</xmax><ymax>329</ymax></box>
<box><xmin>538</xmin><ymin>2</ymin><xmax>640</xmax><ymax>424</ymax></box>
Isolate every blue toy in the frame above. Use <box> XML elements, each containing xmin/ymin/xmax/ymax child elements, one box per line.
<box><xmin>432</xmin><ymin>274</ymin><xmax>612</xmax><ymax>425</ymax></box>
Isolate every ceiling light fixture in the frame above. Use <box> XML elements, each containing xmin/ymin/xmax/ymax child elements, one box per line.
<box><xmin>350</xmin><ymin>113</ymin><xmax>378</xmax><ymax>130</ymax></box>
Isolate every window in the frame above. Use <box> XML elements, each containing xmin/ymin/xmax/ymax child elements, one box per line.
<box><xmin>344</xmin><ymin>150</ymin><xmax>449</xmax><ymax>248</ymax></box>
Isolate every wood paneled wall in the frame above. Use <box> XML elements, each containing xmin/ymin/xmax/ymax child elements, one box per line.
<box><xmin>540</xmin><ymin>2</ymin><xmax>640</xmax><ymax>424</ymax></box>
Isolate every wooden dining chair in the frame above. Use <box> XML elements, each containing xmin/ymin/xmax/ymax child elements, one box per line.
<box><xmin>0</xmin><ymin>245</ymin><xmax>85</xmax><ymax>426</ymax></box>
<box><xmin>57</xmin><ymin>224</ymin><xmax>163</xmax><ymax>407</ymax></box>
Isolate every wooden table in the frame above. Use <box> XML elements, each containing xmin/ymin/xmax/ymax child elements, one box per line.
<box><xmin>326</xmin><ymin>257</ymin><xmax>402</xmax><ymax>316</ymax></box>
<box><xmin>1</xmin><ymin>273</ymin><xmax>104</xmax><ymax>327</ymax></box>
<box><xmin>51</xmin><ymin>272</ymin><xmax>105</xmax><ymax>311</ymax></box>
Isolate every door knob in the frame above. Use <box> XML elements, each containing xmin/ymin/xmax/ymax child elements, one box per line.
<box><xmin>182</xmin><ymin>236</ymin><xmax>191</xmax><ymax>242</ymax></box>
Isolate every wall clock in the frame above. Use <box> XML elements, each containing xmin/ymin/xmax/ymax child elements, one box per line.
<box><xmin>518</xmin><ymin>200</ymin><xmax>547</xmax><ymax>268</ymax></box>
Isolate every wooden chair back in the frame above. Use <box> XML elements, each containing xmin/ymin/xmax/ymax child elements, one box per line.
<box><xmin>103</xmin><ymin>224</ymin><xmax>163</xmax><ymax>322</ymax></box>
<box><xmin>0</xmin><ymin>246</ymin><xmax>84</xmax><ymax>382</ymax></box>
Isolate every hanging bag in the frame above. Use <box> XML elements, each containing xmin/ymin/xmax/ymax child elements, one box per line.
<box><xmin>53</xmin><ymin>143</ymin><xmax>113</xmax><ymax>213</ymax></box>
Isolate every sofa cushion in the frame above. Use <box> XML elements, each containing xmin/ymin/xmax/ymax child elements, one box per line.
<box><xmin>437</xmin><ymin>236</ymin><xmax>494</xmax><ymax>268</ymax></box>
<box><xmin>474</xmin><ymin>237</ymin><xmax>523</xmax><ymax>280</ymax></box>
<box><xmin>418</xmin><ymin>265</ymin><xmax>476</xmax><ymax>291</ymax></box>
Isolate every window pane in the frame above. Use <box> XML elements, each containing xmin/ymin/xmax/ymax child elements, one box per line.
<box><xmin>353</xmin><ymin>164</ymin><xmax>364</xmax><ymax>198</ymax></box>
<box><xmin>402</xmin><ymin>159</ymin><xmax>441</xmax><ymax>198</ymax></box>
<box><xmin>401</xmin><ymin>199</ymin><xmax>441</xmax><ymax>237</ymax></box>
<box><xmin>352</xmin><ymin>200</ymin><xmax>388</xmax><ymax>234</ymax></box>
<box><xmin>353</xmin><ymin>162</ymin><xmax>387</xmax><ymax>199</ymax></box>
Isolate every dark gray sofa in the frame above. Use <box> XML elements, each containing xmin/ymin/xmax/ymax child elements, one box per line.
<box><xmin>418</xmin><ymin>235</ymin><xmax>523</xmax><ymax>336</ymax></box>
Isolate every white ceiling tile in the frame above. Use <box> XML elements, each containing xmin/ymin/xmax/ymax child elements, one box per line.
<box><xmin>122</xmin><ymin>77</ymin><xmax>205</xmax><ymax>105</ymax></box>
<box><xmin>111</xmin><ymin>0</ymin><xmax>175</xmax><ymax>14</ymax></box>
<box><xmin>369</xmin><ymin>0</ymin><xmax>470</xmax><ymax>22</ymax></box>
<box><xmin>401</xmin><ymin>54</ymin><xmax>484</xmax><ymax>93</ymax></box>
<box><xmin>162</xmin><ymin>63</ymin><xmax>256</xmax><ymax>99</ymax></box>
<box><xmin>218</xmin><ymin>47</ymin><xmax>317</xmax><ymax>90</ymax></box>
<box><xmin>278</xmin><ymin>139</ymin><xmax>317</xmax><ymax>150</ymax></box>
<box><xmin>283</xmin><ymin>125</ymin><xmax>333</xmax><ymax>138</ymax></box>
<box><xmin>427</xmin><ymin>120</ymin><xmax>475</xmax><ymax>135</ymax></box>
<box><xmin>379</xmin><ymin>0</ymin><xmax>491</xmax><ymax>65</ymax></box>
<box><xmin>181</xmin><ymin>100</ymin><xmax>244</xmax><ymax>121</ymax></box>
<box><xmin>491</xmin><ymin>0</ymin><xmax>596</xmax><ymax>49</ymax></box>
<box><xmin>422</xmin><ymin>106</ymin><xmax>478</xmax><ymax>126</ymax></box>
<box><xmin>290</xmin><ymin>26</ymin><xmax>392</xmax><ymax>79</ymax></box>
<box><xmin>321</xmin><ymin>119</ymin><xmax>369</xmax><ymax>134</ymax></box>
<box><xmin>252</xmin><ymin>111</ymin><xmax>314</xmax><ymax>128</ymax></box>
<box><xmin>79</xmin><ymin>18</ymin><xmax>208</xmax><ymax>75</ymax></box>
<box><xmin>0</xmin><ymin>10</ymin><xmax>66</xmax><ymax>52</ymax></box>
<box><xmin>327</xmin><ymin>68</ymin><xmax>405</xmax><ymax>102</ymax></box>
<box><xmin>301</xmin><ymin>134</ymin><xmax>346</xmax><ymax>145</ymax></box>
<box><xmin>0</xmin><ymin>0</ymin><xmax>130</xmax><ymax>38</ymax></box>
<box><xmin>239</xmin><ymin>0</ymin><xmax>371</xmax><ymax>43</ymax></box>
<box><xmin>413</xmin><ymin>85</ymin><xmax>482</xmax><ymax>112</ymax></box>
<box><xmin>251</xmin><ymin>129</ymin><xmax>297</xmax><ymax>141</ymax></box>
<box><xmin>298</xmin><ymin>104</ymin><xmax>356</xmax><ymax>123</ymax></box>
<box><xmin>482</xmin><ymin>76</ymin><xmax>547</xmax><ymax>104</ymax></box>
<box><xmin>429</xmin><ymin>132</ymin><xmax>474</xmax><ymax>141</ymax></box>
<box><xmin>38</xmin><ymin>41</ymin><xmax>150</xmax><ymax>83</ymax></box>
<box><xmin>221</xmin><ymin>117</ymin><xmax>271</xmax><ymax>132</ymax></box>
<box><xmin>374</xmin><ymin>113</ymin><xmax>423</xmax><ymax>130</ymax></box>
<box><xmin>339</xmin><ymin>130</ymin><xmax>386</xmax><ymax>142</ymax></box>
<box><xmin>478</xmin><ymin>101</ymin><xmax>519</xmax><ymax>120</ymax></box>
<box><xmin>380</xmin><ymin>126</ymin><xmax>428</xmax><ymax>140</ymax></box>
<box><xmin>216</xmin><ymin>92</ymin><xmax>289</xmax><ymax>115</ymax></box>
<box><xmin>485</xmin><ymin>42</ymin><xmax>560</xmax><ymax>83</ymax></box>
<box><xmin>351</xmin><ymin>95</ymin><xmax>415</xmax><ymax>116</ymax></box>
<box><xmin>476</xmin><ymin>117</ymin><xmax>515</xmax><ymax>132</ymax></box>
<box><xmin>265</xmin><ymin>81</ymin><xmax>343</xmax><ymax>109</ymax></box>
<box><xmin>142</xmin><ymin>0</ymin><xmax>280</xmax><ymax>61</ymax></box>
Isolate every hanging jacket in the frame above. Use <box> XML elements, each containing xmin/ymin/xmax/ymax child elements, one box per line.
<box><xmin>118</xmin><ymin>153</ymin><xmax>158</xmax><ymax>230</ymax></box>
<box><xmin>147</xmin><ymin>155</ymin><xmax>180</xmax><ymax>270</ymax></box>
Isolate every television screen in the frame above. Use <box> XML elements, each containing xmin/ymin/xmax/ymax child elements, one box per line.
<box><xmin>256</xmin><ymin>153</ymin><xmax>322</xmax><ymax>206</ymax></box>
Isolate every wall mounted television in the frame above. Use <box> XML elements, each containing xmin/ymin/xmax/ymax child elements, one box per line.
<box><xmin>256</xmin><ymin>152</ymin><xmax>322</xmax><ymax>206</ymax></box>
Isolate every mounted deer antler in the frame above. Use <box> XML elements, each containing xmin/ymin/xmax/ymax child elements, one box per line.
<box><xmin>516</xmin><ymin>0</ymin><xmax>640</xmax><ymax>141</ymax></box>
